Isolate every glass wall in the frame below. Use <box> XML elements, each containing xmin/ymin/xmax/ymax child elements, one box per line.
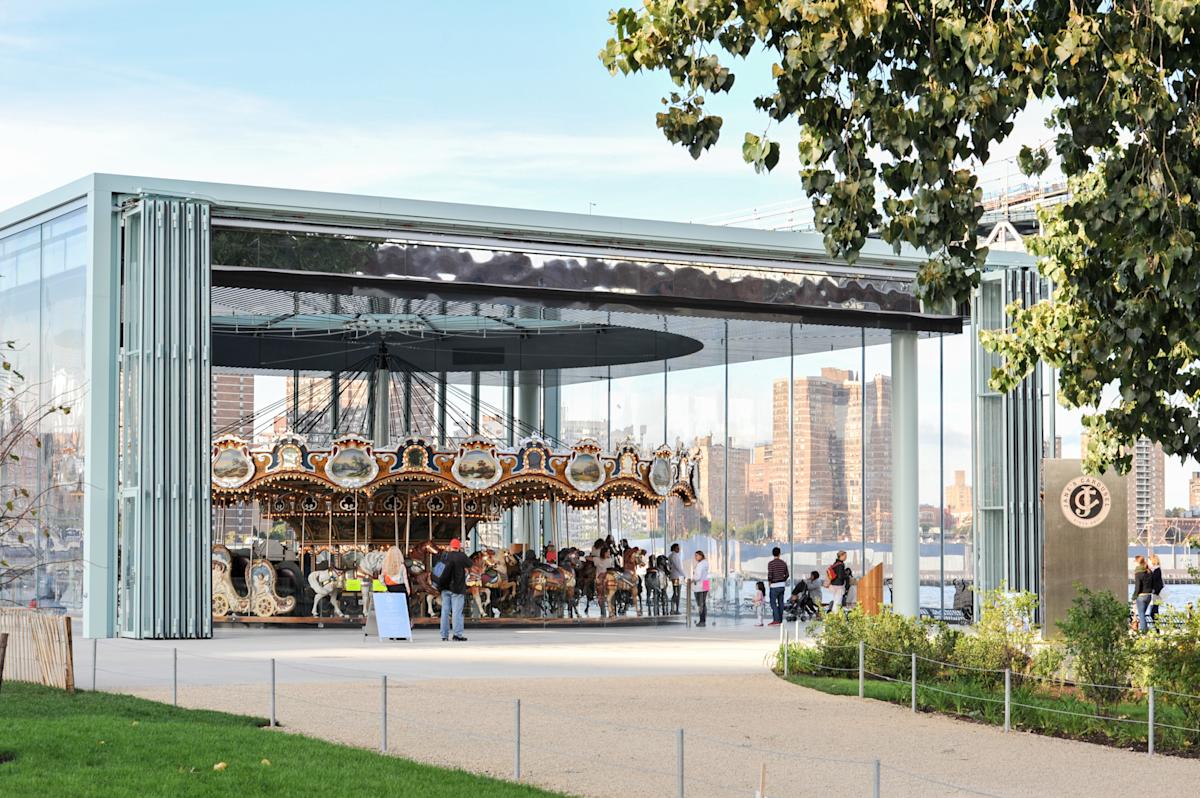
<box><xmin>0</xmin><ymin>207</ymin><xmax>88</xmax><ymax>611</ymax></box>
<box><xmin>207</xmin><ymin>236</ymin><xmax>974</xmax><ymax>617</ymax></box>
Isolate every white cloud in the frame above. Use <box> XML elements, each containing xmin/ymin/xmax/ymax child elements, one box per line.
<box><xmin>0</xmin><ymin>75</ymin><xmax>756</xmax><ymax>212</ymax></box>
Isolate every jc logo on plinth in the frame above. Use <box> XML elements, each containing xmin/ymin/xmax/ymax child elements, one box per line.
<box><xmin>1059</xmin><ymin>476</ymin><xmax>1111</xmax><ymax>528</ymax></box>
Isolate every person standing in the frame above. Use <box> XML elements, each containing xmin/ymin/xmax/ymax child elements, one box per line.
<box><xmin>1148</xmin><ymin>554</ymin><xmax>1164</xmax><ymax>629</ymax></box>
<box><xmin>766</xmin><ymin>546</ymin><xmax>789</xmax><ymax>625</ymax></box>
<box><xmin>826</xmin><ymin>551</ymin><xmax>849</xmax><ymax>613</ymax></box>
<box><xmin>668</xmin><ymin>543</ymin><xmax>686</xmax><ymax>614</ymax></box>
<box><xmin>1132</xmin><ymin>555</ymin><xmax>1154</xmax><ymax>634</ymax></box>
<box><xmin>436</xmin><ymin>538</ymin><xmax>472</xmax><ymax>641</ymax></box>
<box><xmin>381</xmin><ymin>546</ymin><xmax>409</xmax><ymax>594</ymax></box>
<box><xmin>753</xmin><ymin>581</ymin><xmax>766</xmax><ymax>626</ymax></box>
<box><xmin>692</xmin><ymin>550</ymin><xmax>710</xmax><ymax>627</ymax></box>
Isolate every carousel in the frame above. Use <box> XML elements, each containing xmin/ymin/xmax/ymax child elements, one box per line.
<box><xmin>207</xmin><ymin>290</ymin><xmax>706</xmax><ymax>626</ymax></box>
<box><xmin>210</xmin><ymin>430</ymin><xmax>698</xmax><ymax>625</ymax></box>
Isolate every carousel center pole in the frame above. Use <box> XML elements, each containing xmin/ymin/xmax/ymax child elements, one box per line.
<box><xmin>404</xmin><ymin>494</ymin><xmax>412</xmax><ymax>554</ymax></box>
<box><xmin>459</xmin><ymin>491</ymin><xmax>467</xmax><ymax>549</ymax></box>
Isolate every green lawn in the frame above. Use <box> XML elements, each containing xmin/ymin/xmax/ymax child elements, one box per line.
<box><xmin>0</xmin><ymin>682</ymin><xmax>565</xmax><ymax>797</ymax></box>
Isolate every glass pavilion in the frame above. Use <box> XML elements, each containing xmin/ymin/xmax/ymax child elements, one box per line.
<box><xmin>0</xmin><ymin>174</ymin><xmax>1048</xmax><ymax>638</ymax></box>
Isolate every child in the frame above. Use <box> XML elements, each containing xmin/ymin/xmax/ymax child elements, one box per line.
<box><xmin>753</xmin><ymin>581</ymin><xmax>766</xmax><ymax>626</ymax></box>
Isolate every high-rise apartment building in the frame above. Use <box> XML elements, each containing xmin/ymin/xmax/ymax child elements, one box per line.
<box><xmin>945</xmin><ymin>470</ymin><xmax>973</xmax><ymax>518</ymax></box>
<box><xmin>745</xmin><ymin>444</ymin><xmax>774</xmax><ymax>536</ymax></box>
<box><xmin>1079</xmin><ymin>435</ymin><xmax>1166</xmax><ymax>540</ymax></box>
<box><xmin>694</xmin><ymin>434</ymin><xmax>752</xmax><ymax>531</ymax></box>
<box><xmin>211</xmin><ymin>373</ymin><xmax>256</xmax><ymax>540</ymax></box>
<box><xmin>1127</xmin><ymin>438</ymin><xmax>1165</xmax><ymax>539</ymax></box>
<box><xmin>770</xmin><ymin>368</ymin><xmax>891</xmax><ymax>542</ymax></box>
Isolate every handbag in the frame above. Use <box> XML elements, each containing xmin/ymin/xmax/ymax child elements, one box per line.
<box><xmin>700</xmin><ymin>579</ymin><xmax>711</xmax><ymax>592</ymax></box>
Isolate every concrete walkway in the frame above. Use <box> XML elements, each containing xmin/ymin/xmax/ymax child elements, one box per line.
<box><xmin>77</xmin><ymin>622</ymin><xmax>1200</xmax><ymax>797</ymax></box>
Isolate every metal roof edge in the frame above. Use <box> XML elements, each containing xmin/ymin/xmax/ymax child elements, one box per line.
<box><xmin>8</xmin><ymin>173</ymin><xmax>1037</xmax><ymax>271</ymax></box>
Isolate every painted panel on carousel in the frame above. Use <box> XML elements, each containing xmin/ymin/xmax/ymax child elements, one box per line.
<box><xmin>326</xmin><ymin>435</ymin><xmax>379</xmax><ymax>489</ymax></box>
<box><xmin>566</xmin><ymin>439</ymin><xmax>605</xmax><ymax>492</ymax></box>
<box><xmin>266</xmin><ymin>432</ymin><xmax>313</xmax><ymax>472</ymax></box>
<box><xmin>452</xmin><ymin>437</ymin><xmax>502</xmax><ymax>490</ymax></box>
<box><xmin>614</xmin><ymin>439</ymin><xmax>641</xmax><ymax>479</ymax></box>
<box><xmin>515</xmin><ymin>436</ymin><xmax>552</xmax><ymax>474</ymax></box>
<box><xmin>650</xmin><ymin>446</ymin><xmax>673</xmax><ymax>497</ymax></box>
<box><xmin>395</xmin><ymin>437</ymin><xmax>435</xmax><ymax>472</ymax></box>
<box><xmin>212</xmin><ymin>436</ymin><xmax>255</xmax><ymax>490</ymax></box>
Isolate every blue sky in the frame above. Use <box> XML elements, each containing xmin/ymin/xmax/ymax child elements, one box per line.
<box><xmin>1</xmin><ymin>1</ymin><xmax>1192</xmax><ymax>505</ymax></box>
<box><xmin>0</xmin><ymin>1</ymin><xmax>817</xmax><ymax>218</ymax></box>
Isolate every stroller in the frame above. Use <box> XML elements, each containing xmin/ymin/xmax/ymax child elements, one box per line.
<box><xmin>784</xmin><ymin>581</ymin><xmax>822</xmax><ymax>622</ymax></box>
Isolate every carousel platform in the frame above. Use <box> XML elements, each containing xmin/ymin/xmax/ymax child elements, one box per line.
<box><xmin>214</xmin><ymin>613</ymin><xmax>685</xmax><ymax>630</ymax></box>
<box><xmin>214</xmin><ymin>615</ymin><xmax>366</xmax><ymax>628</ymax></box>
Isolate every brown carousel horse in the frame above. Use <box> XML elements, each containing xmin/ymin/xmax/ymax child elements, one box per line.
<box><xmin>466</xmin><ymin>551</ymin><xmax>494</xmax><ymax>618</ymax></box>
<box><xmin>575</xmin><ymin>555</ymin><xmax>597</xmax><ymax>615</ymax></box>
<box><xmin>406</xmin><ymin>542</ymin><xmax>441</xmax><ymax>617</ymax></box>
<box><xmin>527</xmin><ymin>556</ymin><xmax>577</xmax><ymax>618</ymax></box>
<box><xmin>599</xmin><ymin>548</ymin><xmax>643</xmax><ymax>618</ymax></box>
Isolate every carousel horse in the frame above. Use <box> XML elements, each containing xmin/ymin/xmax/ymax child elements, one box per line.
<box><xmin>643</xmin><ymin>554</ymin><xmax>671</xmax><ymax>617</ymax></box>
<box><xmin>406</xmin><ymin>559</ymin><xmax>441</xmax><ymax>617</ymax></box>
<box><xmin>308</xmin><ymin>568</ymin><xmax>346</xmax><ymax>617</ymax></box>
<box><xmin>482</xmin><ymin>549</ymin><xmax>520</xmax><ymax>613</ymax></box>
<box><xmin>575</xmin><ymin>556</ymin><xmax>597</xmax><ymax>615</ymax></box>
<box><xmin>600</xmin><ymin>548</ymin><xmax>643</xmax><ymax>618</ymax></box>
<box><xmin>527</xmin><ymin>555</ymin><xmax>577</xmax><ymax>618</ymax></box>
<box><xmin>466</xmin><ymin>552</ymin><xmax>493</xmax><ymax>619</ymax></box>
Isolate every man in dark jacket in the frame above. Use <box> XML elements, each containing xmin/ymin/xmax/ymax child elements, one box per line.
<box><xmin>436</xmin><ymin>538</ymin><xmax>472</xmax><ymax>641</ymax></box>
<box><xmin>766</xmin><ymin>547</ymin><xmax>789</xmax><ymax>625</ymax></box>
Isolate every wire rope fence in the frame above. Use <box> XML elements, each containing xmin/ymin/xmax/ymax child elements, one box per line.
<box><xmin>774</xmin><ymin>638</ymin><xmax>1200</xmax><ymax>757</ymax></box>
<box><xmin>68</xmin><ymin>637</ymin><xmax>1022</xmax><ymax>797</ymax></box>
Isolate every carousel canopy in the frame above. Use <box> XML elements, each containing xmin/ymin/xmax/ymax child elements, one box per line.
<box><xmin>212</xmin><ymin>432</ymin><xmax>699</xmax><ymax>518</ymax></box>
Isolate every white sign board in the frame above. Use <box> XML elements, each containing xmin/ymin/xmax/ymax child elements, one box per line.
<box><xmin>373</xmin><ymin>592</ymin><xmax>412</xmax><ymax>641</ymax></box>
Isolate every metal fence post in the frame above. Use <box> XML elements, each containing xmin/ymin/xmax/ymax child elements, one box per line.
<box><xmin>380</xmin><ymin>675</ymin><xmax>388</xmax><ymax>753</ymax></box>
<box><xmin>270</xmin><ymin>658</ymin><xmax>277</xmax><ymax>727</ymax></box>
<box><xmin>782</xmin><ymin>627</ymin><xmax>789</xmax><ymax>675</ymax></box>
<box><xmin>676</xmin><ymin>727</ymin><xmax>685</xmax><ymax>798</ymax></box>
<box><xmin>92</xmin><ymin>638</ymin><xmax>97</xmax><ymax>691</ymax></box>
<box><xmin>910</xmin><ymin>652</ymin><xmax>917</xmax><ymax>713</ymax></box>
<box><xmin>1148</xmin><ymin>687</ymin><xmax>1155</xmax><ymax>756</ymax></box>
<box><xmin>686</xmin><ymin>581</ymin><xmax>692</xmax><ymax>628</ymax></box>
<box><xmin>858</xmin><ymin>641</ymin><xmax>865</xmax><ymax>698</ymax></box>
<box><xmin>172</xmin><ymin>647</ymin><xmax>178</xmax><ymax>707</ymax></box>
<box><xmin>872</xmin><ymin>759</ymin><xmax>881</xmax><ymax>798</ymax></box>
<box><xmin>1004</xmin><ymin>668</ymin><xmax>1011</xmax><ymax>732</ymax></box>
<box><xmin>513</xmin><ymin>699</ymin><xmax>521</xmax><ymax>780</ymax></box>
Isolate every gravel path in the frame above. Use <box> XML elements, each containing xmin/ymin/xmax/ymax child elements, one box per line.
<box><xmin>132</xmin><ymin>671</ymin><xmax>1200</xmax><ymax>798</ymax></box>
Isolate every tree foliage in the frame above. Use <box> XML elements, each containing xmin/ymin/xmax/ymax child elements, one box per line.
<box><xmin>601</xmin><ymin>1</ymin><xmax>1200</xmax><ymax>471</ymax></box>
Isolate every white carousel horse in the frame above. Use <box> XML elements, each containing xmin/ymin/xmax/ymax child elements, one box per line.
<box><xmin>308</xmin><ymin>569</ymin><xmax>346</xmax><ymax>617</ymax></box>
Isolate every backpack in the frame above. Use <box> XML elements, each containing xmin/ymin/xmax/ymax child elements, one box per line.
<box><xmin>432</xmin><ymin>553</ymin><xmax>449</xmax><ymax>582</ymax></box>
<box><xmin>826</xmin><ymin>564</ymin><xmax>838</xmax><ymax>583</ymax></box>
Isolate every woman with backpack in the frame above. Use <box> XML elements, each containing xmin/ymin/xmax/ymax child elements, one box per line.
<box><xmin>826</xmin><ymin>551</ymin><xmax>849</xmax><ymax>613</ymax></box>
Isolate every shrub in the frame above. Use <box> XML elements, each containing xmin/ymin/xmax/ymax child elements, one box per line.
<box><xmin>1056</xmin><ymin>586</ymin><xmax>1134</xmax><ymax>707</ymax></box>
<box><xmin>947</xmin><ymin>585</ymin><xmax>1039</xmax><ymax>683</ymax></box>
<box><xmin>1133</xmin><ymin>608</ymin><xmax>1200</xmax><ymax>731</ymax></box>
<box><xmin>1030</xmin><ymin>644</ymin><xmax>1067</xmax><ymax>683</ymax></box>
<box><xmin>778</xmin><ymin>642</ymin><xmax>822</xmax><ymax>677</ymax></box>
<box><xmin>811</xmin><ymin>607</ymin><xmax>867</xmax><ymax>672</ymax></box>
<box><xmin>861</xmin><ymin>608</ymin><xmax>938</xmax><ymax>680</ymax></box>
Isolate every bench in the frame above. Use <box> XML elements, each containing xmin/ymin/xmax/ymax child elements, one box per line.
<box><xmin>919</xmin><ymin>607</ymin><xmax>970</xmax><ymax>624</ymax></box>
